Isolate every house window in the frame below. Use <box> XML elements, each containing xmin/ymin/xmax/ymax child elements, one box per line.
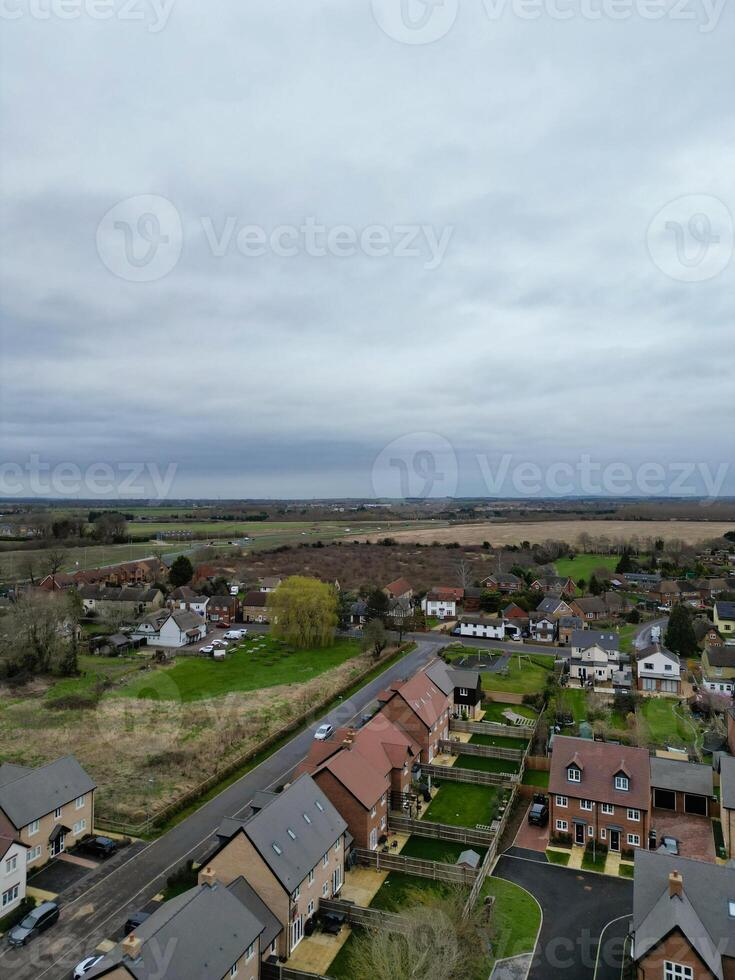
<box><xmin>627</xmin><ymin>834</ymin><xmax>641</xmax><ymax>846</ymax></box>
<box><xmin>627</xmin><ymin>809</ymin><xmax>640</xmax><ymax>822</ymax></box>
<box><xmin>601</xmin><ymin>803</ymin><xmax>614</xmax><ymax>815</ymax></box>
<box><xmin>230</xmin><ymin>963</ymin><xmax>239</xmax><ymax>977</ymax></box>
<box><xmin>555</xmin><ymin>796</ymin><xmax>568</xmax><ymax>807</ymax></box>
<box><xmin>54</xmin><ymin>807</ymin><xmax>62</xmax><ymax>819</ymax></box>
<box><xmin>75</xmin><ymin>795</ymin><xmax>85</xmax><ymax>810</ymax></box>
<box><xmin>644</xmin><ymin>663</ymin><xmax>654</xmax><ymax>670</ymax></box>
<box><xmin>73</xmin><ymin>820</ymin><xmax>86</xmax><ymax>836</ymax></box>
<box><xmin>370</xmin><ymin>806</ymin><xmax>376</xmax><ymax>818</ymax></box>
<box><xmin>600</xmin><ymin>828</ymin><xmax>606</xmax><ymax>839</ymax></box>
<box><xmin>322</xmin><ymin>882</ymin><xmax>329</xmax><ymax>897</ymax></box>
<box><xmin>664</xmin><ymin>964</ymin><xmax>693</xmax><ymax>980</ymax></box>
<box><xmin>580</xmin><ymin>800</ymin><xmax>593</xmax><ymax>811</ymax></box>
<box><xmin>5</xmin><ymin>856</ymin><xmax>17</xmax><ymax>873</ymax></box>
<box><xmin>2</xmin><ymin>885</ymin><xmax>19</xmax><ymax>908</ymax></box>
<box><xmin>26</xmin><ymin>846</ymin><xmax>41</xmax><ymax>863</ymax></box>
<box><xmin>567</xmin><ymin>767</ymin><xmax>581</xmax><ymax>783</ymax></box>
<box><xmin>28</xmin><ymin>820</ymin><xmax>40</xmax><ymax>836</ymax></box>
<box><xmin>588</xmin><ymin>825</ymin><xmax>594</xmax><ymax>837</ymax></box>
<box><xmin>308</xmin><ymin>869</ymin><xmax>314</xmax><ymax>886</ymax></box>
<box><xmin>292</xmin><ymin>885</ymin><xmax>300</xmax><ymax>901</ymax></box>
<box><xmin>555</xmin><ymin>820</ymin><xmax>568</xmax><ymax>832</ymax></box>
<box><xmin>614</xmin><ymin>776</ymin><xmax>629</xmax><ymax>791</ymax></box>
<box><xmin>322</xmin><ymin>852</ymin><xmax>329</xmax><ymax>867</ymax></box>
<box><xmin>245</xmin><ymin>942</ymin><xmax>255</xmax><ymax>961</ymax></box>
<box><xmin>459</xmin><ymin>688</ymin><xmax>468</xmax><ymax>697</ymax></box>
<box><xmin>307</xmin><ymin>900</ymin><xmax>314</xmax><ymax>916</ymax></box>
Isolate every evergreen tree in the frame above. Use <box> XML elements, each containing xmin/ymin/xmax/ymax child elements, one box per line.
<box><xmin>664</xmin><ymin>604</ymin><xmax>698</xmax><ymax>657</ymax></box>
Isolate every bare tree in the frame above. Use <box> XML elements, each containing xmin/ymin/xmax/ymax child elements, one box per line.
<box><xmin>44</xmin><ymin>549</ymin><xmax>68</xmax><ymax>577</ymax></box>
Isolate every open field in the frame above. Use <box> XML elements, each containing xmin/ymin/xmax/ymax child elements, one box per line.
<box><xmin>553</xmin><ymin>553</ymin><xmax>620</xmax><ymax>581</ymax></box>
<box><xmin>360</xmin><ymin>519</ymin><xmax>735</xmax><ymax>547</ymax></box>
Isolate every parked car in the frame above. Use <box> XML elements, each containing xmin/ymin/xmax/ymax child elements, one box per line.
<box><xmin>528</xmin><ymin>795</ymin><xmax>549</xmax><ymax>826</ymax></box>
<box><xmin>73</xmin><ymin>954</ymin><xmax>105</xmax><ymax>977</ymax></box>
<box><xmin>314</xmin><ymin>723</ymin><xmax>334</xmax><ymax>741</ymax></box>
<box><xmin>76</xmin><ymin>835</ymin><xmax>118</xmax><ymax>859</ymax></box>
<box><xmin>7</xmin><ymin>901</ymin><xmax>60</xmax><ymax>947</ymax></box>
<box><xmin>223</xmin><ymin>629</ymin><xmax>247</xmax><ymax>640</ymax></box>
<box><xmin>200</xmin><ymin>644</ymin><xmax>214</xmax><ymax>654</ymax></box>
<box><xmin>211</xmin><ymin>639</ymin><xmax>229</xmax><ymax>649</ymax></box>
<box><xmin>124</xmin><ymin>911</ymin><xmax>150</xmax><ymax>936</ymax></box>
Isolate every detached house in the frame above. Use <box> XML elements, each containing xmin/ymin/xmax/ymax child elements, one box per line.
<box><xmin>0</xmin><ymin>755</ymin><xmax>96</xmax><ymax>870</ymax></box>
<box><xmin>456</xmin><ymin>615</ymin><xmax>506</xmax><ymax>640</ymax></box>
<box><xmin>569</xmin><ymin>630</ymin><xmax>629</xmax><ymax>690</ymax></box>
<box><xmin>537</xmin><ymin>596</ymin><xmax>573</xmax><ymax>618</ymax></box>
<box><xmin>549</xmin><ymin>736</ymin><xmax>651</xmax><ymax>852</ymax></box>
<box><xmin>132</xmin><ymin>609</ymin><xmax>207</xmax><ymax>648</ymax></box>
<box><xmin>530</xmin><ymin>575</ymin><xmax>576</xmax><ymax>596</ymax></box>
<box><xmin>203</xmin><ymin>775</ymin><xmax>347</xmax><ymax>958</ymax></box>
<box><xmin>383</xmin><ymin>578</ymin><xmax>413</xmax><ymax>600</ymax></box>
<box><xmin>631</xmin><ymin>852</ymin><xmax>735</xmax><ymax>980</ymax></box>
<box><xmin>571</xmin><ymin>596</ymin><xmax>607</xmax><ymax>622</ymax></box>
<box><xmin>481</xmin><ymin>572</ymin><xmax>522</xmax><ymax>594</ymax></box>
<box><xmin>378</xmin><ymin>671</ymin><xmax>450</xmax><ymax>763</ymax></box>
<box><xmin>421</xmin><ymin>588</ymin><xmax>463</xmax><ymax>620</ymax></box>
<box><xmin>700</xmin><ymin>645</ymin><xmax>735</xmax><ymax>697</ymax></box>
<box><xmin>208</xmin><ymin>594</ymin><xmax>239</xmax><ymax>624</ymax></box>
<box><xmin>636</xmin><ymin>644</ymin><xmax>682</xmax><ymax>696</ymax></box>
<box><xmin>714</xmin><ymin>600</ymin><xmax>735</xmax><ymax>640</ymax></box>
<box><xmin>168</xmin><ymin>586</ymin><xmax>210</xmax><ymax>618</ymax></box>
<box><xmin>243</xmin><ymin>591</ymin><xmax>269</xmax><ymax>623</ymax></box>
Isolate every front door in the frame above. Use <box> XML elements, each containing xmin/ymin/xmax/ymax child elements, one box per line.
<box><xmin>291</xmin><ymin>914</ymin><xmax>303</xmax><ymax>950</ymax></box>
<box><xmin>575</xmin><ymin>823</ymin><xmax>585</xmax><ymax>846</ymax></box>
<box><xmin>50</xmin><ymin>834</ymin><xmax>65</xmax><ymax>857</ymax></box>
<box><xmin>609</xmin><ymin>830</ymin><xmax>620</xmax><ymax>852</ymax></box>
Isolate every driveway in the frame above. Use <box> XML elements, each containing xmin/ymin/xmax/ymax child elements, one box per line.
<box><xmin>0</xmin><ymin>640</ymin><xmax>440</xmax><ymax>980</ymax></box>
<box><xmin>493</xmin><ymin>853</ymin><xmax>633</xmax><ymax>979</ymax></box>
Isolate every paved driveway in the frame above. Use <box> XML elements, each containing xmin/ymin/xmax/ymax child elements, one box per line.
<box><xmin>493</xmin><ymin>853</ymin><xmax>633</xmax><ymax>979</ymax></box>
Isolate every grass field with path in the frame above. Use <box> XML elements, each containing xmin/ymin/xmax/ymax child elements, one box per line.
<box><xmin>481</xmin><ymin>702</ymin><xmax>538</xmax><ymax>724</ymax></box>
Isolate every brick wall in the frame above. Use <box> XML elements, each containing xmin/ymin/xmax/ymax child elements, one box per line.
<box><xmin>550</xmin><ymin>793</ymin><xmax>649</xmax><ymax>850</ymax></box>
<box><xmin>312</xmin><ymin>768</ymin><xmax>388</xmax><ymax>850</ymax></box>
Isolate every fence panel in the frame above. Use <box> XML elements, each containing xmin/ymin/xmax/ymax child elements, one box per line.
<box><xmin>387</xmin><ymin>813</ymin><xmax>495</xmax><ymax>846</ymax></box>
<box><xmin>320</xmin><ymin>898</ymin><xmax>409</xmax><ymax>934</ymax></box>
<box><xmin>450</xmin><ymin>719</ymin><xmax>534</xmax><ymax>739</ymax></box>
<box><xmin>354</xmin><ymin>847</ymin><xmax>478</xmax><ymax>886</ymax></box>
<box><xmin>439</xmin><ymin>739</ymin><xmax>524</xmax><ymax>762</ymax></box>
<box><xmin>423</xmin><ymin>763</ymin><xmax>518</xmax><ymax>786</ymax></box>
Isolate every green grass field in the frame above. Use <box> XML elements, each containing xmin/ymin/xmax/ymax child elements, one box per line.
<box><xmin>469</xmin><ymin>733</ymin><xmax>528</xmax><ymax>750</ymax></box>
<box><xmin>482</xmin><ymin>876</ymin><xmax>541</xmax><ymax>962</ymax></box>
<box><xmin>554</xmin><ymin>554</ymin><xmax>620</xmax><ymax>584</ymax></box>
<box><xmin>369</xmin><ymin>872</ymin><xmax>456</xmax><ymax>912</ymax></box>
<box><xmin>422</xmin><ymin>783</ymin><xmax>500</xmax><ymax>828</ymax></box>
<box><xmin>640</xmin><ymin>698</ymin><xmax>692</xmax><ymax>746</ymax></box>
<box><xmin>112</xmin><ymin>635</ymin><xmax>361</xmax><ymax>702</ymax></box>
<box><xmin>482</xmin><ymin>655</ymin><xmax>553</xmax><ymax>694</ymax></box>
<box><xmin>481</xmin><ymin>702</ymin><xmax>538</xmax><ymax>724</ymax></box>
<box><xmin>399</xmin><ymin>836</ymin><xmax>487</xmax><ymax>864</ymax></box>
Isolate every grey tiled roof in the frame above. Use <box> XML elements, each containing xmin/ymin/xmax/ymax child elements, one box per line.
<box><xmin>649</xmin><ymin>758</ymin><xmax>712</xmax><ymax>797</ymax></box>
<box><xmin>719</xmin><ymin>755</ymin><xmax>735</xmax><ymax>810</ymax></box>
<box><xmin>0</xmin><ymin>756</ymin><xmax>96</xmax><ymax>830</ymax></box>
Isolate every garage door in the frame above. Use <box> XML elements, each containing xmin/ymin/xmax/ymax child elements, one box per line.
<box><xmin>684</xmin><ymin>794</ymin><xmax>707</xmax><ymax>816</ymax></box>
<box><xmin>653</xmin><ymin>788</ymin><xmax>676</xmax><ymax>810</ymax></box>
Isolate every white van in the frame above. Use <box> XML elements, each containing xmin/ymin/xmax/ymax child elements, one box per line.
<box><xmin>224</xmin><ymin>629</ymin><xmax>247</xmax><ymax>641</ymax></box>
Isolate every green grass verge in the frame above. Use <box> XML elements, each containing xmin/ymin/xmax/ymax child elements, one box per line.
<box><xmin>112</xmin><ymin>635</ymin><xmax>361</xmax><ymax>702</ymax></box>
<box><xmin>399</xmin><ymin>835</ymin><xmax>487</xmax><ymax>864</ymax></box>
<box><xmin>422</xmin><ymin>783</ymin><xmax>501</xmax><ymax>828</ymax></box>
<box><xmin>481</xmin><ymin>876</ymin><xmax>541</xmax><ymax>962</ymax></box>
<box><xmin>619</xmin><ymin>863</ymin><xmax>635</xmax><ymax>878</ymax></box>
<box><xmin>581</xmin><ymin>849</ymin><xmax>607</xmax><ymax>872</ymax></box>
<box><xmin>546</xmin><ymin>849</ymin><xmax>570</xmax><ymax>865</ymax></box>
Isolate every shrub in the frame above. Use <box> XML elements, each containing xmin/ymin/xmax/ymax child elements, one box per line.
<box><xmin>550</xmin><ymin>831</ymin><xmax>572</xmax><ymax>848</ymax></box>
<box><xmin>621</xmin><ymin>847</ymin><xmax>635</xmax><ymax>861</ymax></box>
<box><xmin>47</xmin><ymin>691</ymin><xmax>100</xmax><ymax>711</ymax></box>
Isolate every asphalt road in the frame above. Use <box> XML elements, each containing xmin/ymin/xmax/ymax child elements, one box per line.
<box><xmin>1</xmin><ymin>640</ymin><xmax>440</xmax><ymax>979</ymax></box>
<box><xmin>493</xmin><ymin>854</ymin><xmax>633</xmax><ymax>980</ymax></box>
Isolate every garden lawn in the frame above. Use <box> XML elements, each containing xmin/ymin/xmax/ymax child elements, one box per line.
<box><xmin>112</xmin><ymin>636</ymin><xmax>361</xmax><ymax>702</ymax></box>
<box><xmin>422</xmin><ymin>783</ymin><xmax>500</xmax><ymax>828</ymax></box>
<box><xmin>522</xmin><ymin>769</ymin><xmax>549</xmax><ymax>787</ymax></box>
<box><xmin>640</xmin><ymin>698</ymin><xmax>692</xmax><ymax>746</ymax></box>
<box><xmin>400</xmin><ymin>836</ymin><xmax>487</xmax><ymax>864</ymax></box>
<box><xmin>560</xmin><ymin>689</ymin><xmax>589</xmax><ymax>723</ymax></box>
<box><xmin>469</xmin><ymin>733</ymin><xmax>528</xmax><ymax>750</ymax></box>
<box><xmin>482</xmin><ymin>655</ymin><xmax>553</xmax><ymax>695</ymax></box>
<box><xmin>546</xmin><ymin>849</ymin><xmax>570</xmax><ymax>865</ymax></box>
<box><xmin>369</xmin><ymin>872</ymin><xmax>456</xmax><ymax>912</ymax></box>
<box><xmin>453</xmin><ymin>755</ymin><xmax>519</xmax><ymax>775</ymax></box>
<box><xmin>481</xmin><ymin>876</ymin><xmax>541</xmax><ymax>962</ymax></box>
<box><xmin>481</xmin><ymin>702</ymin><xmax>538</xmax><ymax>724</ymax></box>
<box><xmin>327</xmin><ymin>931</ymin><xmax>360</xmax><ymax>980</ymax></box>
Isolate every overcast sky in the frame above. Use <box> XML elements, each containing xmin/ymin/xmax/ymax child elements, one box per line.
<box><xmin>1</xmin><ymin>0</ymin><xmax>733</xmax><ymax>500</ymax></box>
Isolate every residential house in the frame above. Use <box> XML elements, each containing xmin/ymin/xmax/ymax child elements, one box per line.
<box><xmin>571</xmin><ymin>630</ymin><xmax>620</xmax><ymax>658</ymax></box>
<box><xmin>714</xmin><ymin>601</ymin><xmax>735</xmax><ymax>641</ymax></box>
<box><xmin>378</xmin><ymin>671</ymin><xmax>451</xmax><ymax>763</ymax></box>
<box><xmin>570</xmin><ymin>596</ymin><xmax>608</xmax><ymax>622</ymax></box>
<box><xmin>631</xmin><ymin>852</ymin><xmax>735</xmax><ymax>979</ymax></box>
<box><xmin>242</xmin><ymin>591</ymin><xmax>270</xmax><ymax>624</ymax></box>
<box><xmin>77</xmin><ymin>585</ymin><xmax>163</xmax><ymax>619</ymax></box>
<box><xmin>348</xmin><ymin>600</ymin><xmax>368</xmax><ymax>627</ymax></box>
<box><xmin>649</xmin><ymin>758</ymin><xmax>712</xmax><ymax>817</ymax></box>
<box><xmin>602</xmin><ymin>591</ymin><xmax>632</xmax><ymax>617</ymax></box>
<box><xmin>623</xmin><ymin>572</ymin><xmax>662</xmax><ymax>589</ymax></box>
<box><xmin>354</xmin><ymin>714</ymin><xmax>420</xmax><ymax>803</ymax></box>
<box><xmin>462</xmin><ymin>587</ymin><xmax>483</xmax><ymax>612</ymax></box>
<box><xmin>529</xmin><ymin>575</ymin><xmax>576</xmax><ymax>596</ymax></box>
<box><xmin>720</xmin><ymin>755</ymin><xmax>735</xmax><ymax>859</ymax></box>
<box><xmin>0</xmin><ymin>755</ymin><xmax>95</xmax><ymax>870</ymax></box>
<box><xmin>202</xmin><ymin>775</ymin><xmax>347</xmax><ymax>958</ymax></box>
<box><xmin>528</xmin><ymin>613</ymin><xmax>557</xmax><ymax>643</ymax></box>
<box><xmin>132</xmin><ymin>609</ymin><xmax>207</xmax><ymax>648</ymax></box>
<box><xmin>481</xmin><ymin>572</ymin><xmax>522</xmax><ymax>594</ymax></box>
<box><xmin>537</xmin><ymin>596</ymin><xmax>574</xmax><ymax>618</ymax></box>
<box><xmin>557</xmin><ymin>615</ymin><xmax>585</xmax><ymax>646</ymax></box>
<box><xmin>383</xmin><ymin>578</ymin><xmax>413</xmax><ymax>600</ymax></box>
<box><xmin>636</xmin><ymin>645</ymin><xmax>682</xmax><ymax>696</ymax></box>
<box><xmin>387</xmin><ymin>596</ymin><xmax>414</xmax><ymax>628</ymax></box>
<box><xmin>426</xmin><ymin>660</ymin><xmax>484</xmax><ymax>720</ymax></box>
<box><xmin>259</xmin><ymin>577</ymin><xmax>282</xmax><ymax>592</ymax></box>
<box><xmin>456</xmin><ymin>615</ymin><xmax>506</xmax><ymax>640</ymax></box>
<box><xmin>168</xmin><ymin>586</ymin><xmax>210</xmax><ymax>618</ymax></box>
<box><xmin>700</xmin><ymin>645</ymin><xmax>735</xmax><ymax>697</ymax></box>
<box><xmin>569</xmin><ymin>641</ymin><xmax>630</xmax><ymax>690</ymax></box>
<box><xmin>208</xmin><ymin>594</ymin><xmax>239</xmax><ymax>624</ymax></box>
<box><xmin>549</xmin><ymin>736</ymin><xmax>651</xmax><ymax>852</ymax></box>
<box><xmin>0</xmin><ymin>814</ymin><xmax>27</xmax><ymax>916</ymax></box>
<box><xmin>676</xmin><ymin>581</ymin><xmax>703</xmax><ymax>608</ymax></box>
<box><xmin>421</xmin><ymin>589</ymin><xmax>462</xmax><ymax>620</ymax></box>
<box><xmin>502</xmin><ymin>602</ymin><xmax>527</xmax><ymax>620</ymax></box>
<box><xmin>693</xmin><ymin>619</ymin><xmax>723</xmax><ymax>650</ymax></box>
<box><xmin>653</xmin><ymin>580</ymin><xmax>681</xmax><ymax>608</ymax></box>
<box><xmin>85</xmin><ymin>877</ymin><xmax>280</xmax><ymax>979</ymax></box>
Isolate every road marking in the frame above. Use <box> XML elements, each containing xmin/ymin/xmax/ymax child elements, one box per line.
<box><xmin>592</xmin><ymin>914</ymin><xmax>631</xmax><ymax>980</ymax></box>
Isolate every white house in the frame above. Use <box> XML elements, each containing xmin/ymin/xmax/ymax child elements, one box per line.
<box><xmin>569</xmin><ymin>642</ymin><xmax>630</xmax><ymax>690</ymax></box>
<box><xmin>456</xmin><ymin>616</ymin><xmax>506</xmax><ymax>639</ymax></box>
<box><xmin>570</xmin><ymin>629</ymin><xmax>620</xmax><ymax>658</ymax></box>
<box><xmin>1</xmin><ymin>832</ymin><xmax>28</xmax><ymax>916</ymax></box>
<box><xmin>636</xmin><ymin>644</ymin><xmax>682</xmax><ymax>695</ymax></box>
<box><xmin>132</xmin><ymin>609</ymin><xmax>207</xmax><ymax>648</ymax></box>
<box><xmin>422</xmin><ymin>593</ymin><xmax>457</xmax><ymax>620</ymax></box>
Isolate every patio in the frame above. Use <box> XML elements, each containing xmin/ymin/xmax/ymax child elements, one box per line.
<box><xmin>649</xmin><ymin>809</ymin><xmax>716</xmax><ymax>863</ymax></box>
<box><xmin>288</xmin><ymin>924</ymin><xmax>354</xmax><ymax>975</ymax></box>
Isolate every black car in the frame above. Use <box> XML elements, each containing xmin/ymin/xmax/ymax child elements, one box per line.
<box><xmin>7</xmin><ymin>901</ymin><xmax>60</xmax><ymax>947</ymax></box>
<box><xmin>77</xmin><ymin>835</ymin><xmax>119</xmax><ymax>859</ymax></box>
<box><xmin>124</xmin><ymin>911</ymin><xmax>150</xmax><ymax>936</ymax></box>
<box><xmin>528</xmin><ymin>801</ymin><xmax>549</xmax><ymax>826</ymax></box>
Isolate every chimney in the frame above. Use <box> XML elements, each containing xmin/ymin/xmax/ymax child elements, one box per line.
<box><xmin>669</xmin><ymin>870</ymin><xmax>683</xmax><ymax>900</ymax></box>
<box><xmin>122</xmin><ymin>933</ymin><xmax>143</xmax><ymax>960</ymax></box>
<box><xmin>200</xmin><ymin>865</ymin><xmax>218</xmax><ymax>888</ymax></box>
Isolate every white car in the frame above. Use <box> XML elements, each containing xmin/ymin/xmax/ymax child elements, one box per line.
<box><xmin>314</xmin><ymin>723</ymin><xmax>334</xmax><ymax>741</ymax></box>
<box><xmin>74</xmin><ymin>956</ymin><xmax>105</xmax><ymax>978</ymax></box>
<box><xmin>211</xmin><ymin>638</ymin><xmax>229</xmax><ymax>649</ymax></box>
<box><xmin>223</xmin><ymin>629</ymin><xmax>247</xmax><ymax>641</ymax></box>
<box><xmin>200</xmin><ymin>644</ymin><xmax>215</xmax><ymax>655</ymax></box>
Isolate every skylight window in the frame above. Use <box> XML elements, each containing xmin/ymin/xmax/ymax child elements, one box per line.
<box><xmin>272</xmin><ymin>842</ymin><xmax>283</xmax><ymax>855</ymax></box>
<box><xmin>287</xmin><ymin>828</ymin><xmax>296</xmax><ymax>839</ymax></box>
<box><xmin>315</xmin><ymin>800</ymin><xmax>324</xmax><ymax>812</ymax></box>
<box><xmin>303</xmin><ymin>812</ymin><xmax>311</xmax><ymax>824</ymax></box>
<box><xmin>729</xmin><ymin>900</ymin><xmax>735</xmax><ymax>918</ymax></box>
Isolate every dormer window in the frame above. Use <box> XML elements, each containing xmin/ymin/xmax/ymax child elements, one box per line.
<box><xmin>567</xmin><ymin>766</ymin><xmax>581</xmax><ymax>783</ymax></box>
<box><xmin>614</xmin><ymin>775</ymin><xmax>629</xmax><ymax>791</ymax></box>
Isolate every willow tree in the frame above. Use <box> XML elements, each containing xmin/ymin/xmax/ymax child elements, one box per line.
<box><xmin>267</xmin><ymin>576</ymin><xmax>338</xmax><ymax>649</ymax></box>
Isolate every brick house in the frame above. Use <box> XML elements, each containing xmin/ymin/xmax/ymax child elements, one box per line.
<box><xmin>208</xmin><ymin>594</ymin><xmax>240</xmax><ymax>624</ymax></box>
<box><xmin>203</xmin><ymin>775</ymin><xmax>347</xmax><ymax>959</ymax></box>
<box><xmin>243</xmin><ymin>591</ymin><xmax>270</xmax><ymax>623</ymax></box>
<box><xmin>378</xmin><ymin>671</ymin><xmax>450</xmax><ymax>763</ymax></box>
<box><xmin>549</xmin><ymin>736</ymin><xmax>650</xmax><ymax>853</ymax></box>
<box><xmin>631</xmin><ymin>852</ymin><xmax>735</xmax><ymax>979</ymax></box>
<box><xmin>557</xmin><ymin>615</ymin><xmax>584</xmax><ymax>646</ymax></box>
<box><xmin>383</xmin><ymin>578</ymin><xmax>413</xmax><ymax>600</ymax></box>
<box><xmin>481</xmin><ymin>572</ymin><xmax>522</xmax><ymax>593</ymax></box>
<box><xmin>537</xmin><ymin>596</ymin><xmax>574</xmax><ymax>618</ymax></box>
<box><xmin>0</xmin><ymin>756</ymin><xmax>96</xmax><ymax>870</ymax></box>
<box><xmin>570</xmin><ymin>596</ymin><xmax>608</xmax><ymax>621</ymax></box>
<box><xmin>502</xmin><ymin>602</ymin><xmax>527</xmax><ymax>620</ymax></box>
<box><xmin>530</xmin><ymin>575</ymin><xmax>576</xmax><ymax>596</ymax></box>
<box><xmin>694</xmin><ymin>620</ymin><xmax>723</xmax><ymax>650</ymax></box>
